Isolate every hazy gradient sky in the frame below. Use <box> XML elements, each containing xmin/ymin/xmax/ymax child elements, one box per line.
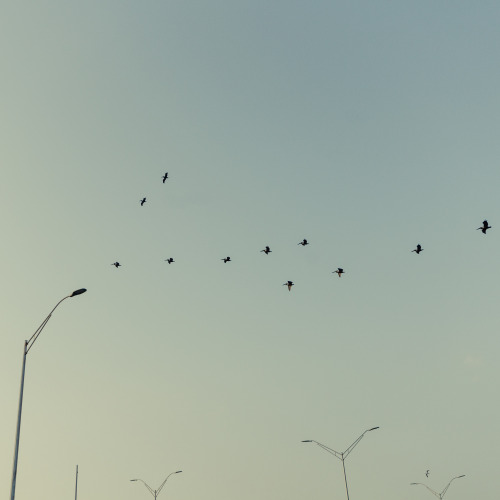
<box><xmin>1</xmin><ymin>2</ymin><xmax>500</xmax><ymax>499</ymax></box>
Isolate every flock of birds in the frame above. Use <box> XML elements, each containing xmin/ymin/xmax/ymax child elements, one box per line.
<box><xmin>103</xmin><ymin>171</ymin><xmax>487</xmax><ymax>499</ymax></box>
<box><xmin>110</xmin><ymin>174</ymin><xmax>493</xmax><ymax>297</ymax></box>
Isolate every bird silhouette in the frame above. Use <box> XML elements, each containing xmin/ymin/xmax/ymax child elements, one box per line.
<box><xmin>162</xmin><ymin>172</ymin><xmax>168</xmax><ymax>183</ymax></box>
<box><xmin>165</xmin><ymin>258</ymin><xmax>174</xmax><ymax>264</ymax></box>
<box><xmin>261</xmin><ymin>246</ymin><xmax>272</xmax><ymax>255</ymax></box>
<box><xmin>140</xmin><ymin>197</ymin><xmax>146</xmax><ymax>206</ymax></box>
<box><xmin>111</xmin><ymin>262</ymin><xmax>121</xmax><ymax>268</ymax></box>
<box><xmin>333</xmin><ymin>268</ymin><xmax>345</xmax><ymax>277</ymax></box>
<box><xmin>222</xmin><ymin>257</ymin><xmax>231</xmax><ymax>263</ymax></box>
<box><xmin>412</xmin><ymin>244</ymin><xmax>423</xmax><ymax>254</ymax></box>
<box><xmin>426</xmin><ymin>470</ymin><xmax>430</xmax><ymax>478</ymax></box>
<box><xmin>283</xmin><ymin>281</ymin><xmax>294</xmax><ymax>291</ymax></box>
<box><xmin>298</xmin><ymin>239</ymin><xmax>309</xmax><ymax>246</ymax></box>
<box><xmin>477</xmin><ymin>220</ymin><xmax>491</xmax><ymax>234</ymax></box>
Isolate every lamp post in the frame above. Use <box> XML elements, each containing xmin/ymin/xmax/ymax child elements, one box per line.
<box><xmin>10</xmin><ymin>288</ymin><xmax>87</xmax><ymax>500</ymax></box>
<box><xmin>411</xmin><ymin>475</ymin><xmax>465</xmax><ymax>499</ymax></box>
<box><xmin>131</xmin><ymin>470</ymin><xmax>182</xmax><ymax>499</ymax></box>
<box><xmin>302</xmin><ymin>426</ymin><xmax>379</xmax><ymax>500</ymax></box>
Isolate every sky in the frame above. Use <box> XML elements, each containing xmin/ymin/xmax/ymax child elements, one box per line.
<box><xmin>1</xmin><ymin>1</ymin><xmax>500</xmax><ymax>499</ymax></box>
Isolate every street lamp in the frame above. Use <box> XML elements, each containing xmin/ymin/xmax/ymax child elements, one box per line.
<box><xmin>411</xmin><ymin>475</ymin><xmax>465</xmax><ymax>499</ymax></box>
<box><xmin>131</xmin><ymin>470</ymin><xmax>183</xmax><ymax>499</ymax></box>
<box><xmin>302</xmin><ymin>426</ymin><xmax>379</xmax><ymax>500</ymax></box>
<box><xmin>10</xmin><ymin>288</ymin><xmax>87</xmax><ymax>500</ymax></box>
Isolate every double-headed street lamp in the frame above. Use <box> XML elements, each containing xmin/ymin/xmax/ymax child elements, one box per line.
<box><xmin>131</xmin><ymin>470</ymin><xmax>183</xmax><ymax>499</ymax></box>
<box><xmin>302</xmin><ymin>426</ymin><xmax>379</xmax><ymax>500</ymax></box>
<box><xmin>10</xmin><ymin>288</ymin><xmax>87</xmax><ymax>500</ymax></box>
<box><xmin>411</xmin><ymin>475</ymin><xmax>465</xmax><ymax>499</ymax></box>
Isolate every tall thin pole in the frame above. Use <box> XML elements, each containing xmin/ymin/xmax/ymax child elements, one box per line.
<box><xmin>10</xmin><ymin>341</ymin><xmax>28</xmax><ymax>500</ymax></box>
<box><xmin>75</xmin><ymin>465</ymin><xmax>78</xmax><ymax>500</ymax></box>
<box><xmin>341</xmin><ymin>457</ymin><xmax>350</xmax><ymax>500</ymax></box>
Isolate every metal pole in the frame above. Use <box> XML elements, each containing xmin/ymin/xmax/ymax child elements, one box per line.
<box><xmin>341</xmin><ymin>457</ymin><xmax>350</xmax><ymax>500</ymax></box>
<box><xmin>75</xmin><ymin>465</ymin><xmax>78</xmax><ymax>500</ymax></box>
<box><xmin>9</xmin><ymin>289</ymin><xmax>86</xmax><ymax>500</ymax></box>
<box><xmin>10</xmin><ymin>341</ymin><xmax>28</xmax><ymax>500</ymax></box>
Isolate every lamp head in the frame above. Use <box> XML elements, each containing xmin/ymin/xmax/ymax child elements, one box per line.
<box><xmin>130</xmin><ymin>479</ymin><xmax>138</xmax><ymax>482</ymax></box>
<box><xmin>301</xmin><ymin>440</ymin><xmax>313</xmax><ymax>442</ymax></box>
<box><xmin>175</xmin><ymin>471</ymin><xmax>182</xmax><ymax>474</ymax></box>
<box><xmin>70</xmin><ymin>288</ymin><xmax>87</xmax><ymax>297</ymax></box>
<box><xmin>368</xmin><ymin>427</ymin><xmax>379</xmax><ymax>431</ymax></box>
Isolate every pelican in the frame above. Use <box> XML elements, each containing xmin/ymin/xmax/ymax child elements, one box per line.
<box><xmin>333</xmin><ymin>268</ymin><xmax>345</xmax><ymax>277</ymax></box>
<box><xmin>222</xmin><ymin>256</ymin><xmax>231</xmax><ymax>263</ymax></box>
<box><xmin>412</xmin><ymin>244</ymin><xmax>423</xmax><ymax>254</ymax></box>
<box><xmin>165</xmin><ymin>258</ymin><xmax>174</xmax><ymax>264</ymax></box>
<box><xmin>298</xmin><ymin>239</ymin><xmax>309</xmax><ymax>246</ymax></box>
<box><xmin>140</xmin><ymin>197</ymin><xmax>146</xmax><ymax>206</ymax></box>
<box><xmin>477</xmin><ymin>220</ymin><xmax>491</xmax><ymax>234</ymax></box>
<box><xmin>283</xmin><ymin>281</ymin><xmax>294</xmax><ymax>291</ymax></box>
<box><xmin>162</xmin><ymin>172</ymin><xmax>169</xmax><ymax>183</ymax></box>
<box><xmin>111</xmin><ymin>262</ymin><xmax>121</xmax><ymax>268</ymax></box>
<box><xmin>261</xmin><ymin>246</ymin><xmax>272</xmax><ymax>255</ymax></box>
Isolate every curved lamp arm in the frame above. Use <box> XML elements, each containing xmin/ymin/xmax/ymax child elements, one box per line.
<box><xmin>157</xmin><ymin>471</ymin><xmax>182</xmax><ymax>495</ymax></box>
<box><xmin>302</xmin><ymin>440</ymin><xmax>342</xmax><ymax>460</ymax></box>
<box><xmin>130</xmin><ymin>479</ymin><xmax>155</xmax><ymax>497</ymax></box>
<box><xmin>441</xmin><ymin>475</ymin><xmax>465</xmax><ymax>498</ymax></box>
<box><xmin>411</xmin><ymin>483</ymin><xmax>440</xmax><ymax>499</ymax></box>
<box><xmin>344</xmin><ymin>427</ymin><xmax>379</xmax><ymax>459</ymax></box>
<box><xmin>26</xmin><ymin>289</ymin><xmax>87</xmax><ymax>353</ymax></box>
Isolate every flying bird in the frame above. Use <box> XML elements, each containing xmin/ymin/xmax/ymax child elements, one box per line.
<box><xmin>222</xmin><ymin>257</ymin><xmax>231</xmax><ymax>263</ymax></box>
<box><xmin>261</xmin><ymin>246</ymin><xmax>272</xmax><ymax>255</ymax></box>
<box><xmin>140</xmin><ymin>197</ymin><xmax>146</xmax><ymax>206</ymax></box>
<box><xmin>477</xmin><ymin>220</ymin><xmax>491</xmax><ymax>234</ymax></box>
<box><xmin>333</xmin><ymin>268</ymin><xmax>345</xmax><ymax>277</ymax></box>
<box><xmin>162</xmin><ymin>172</ymin><xmax>169</xmax><ymax>183</ymax></box>
<box><xmin>111</xmin><ymin>262</ymin><xmax>121</xmax><ymax>268</ymax></box>
<box><xmin>298</xmin><ymin>239</ymin><xmax>309</xmax><ymax>246</ymax></box>
<box><xmin>283</xmin><ymin>281</ymin><xmax>294</xmax><ymax>291</ymax></box>
<box><xmin>426</xmin><ymin>470</ymin><xmax>430</xmax><ymax>478</ymax></box>
<box><xmin>412</xmin><ymin>244</ymin><xmax>423</xmax><ymax>254</ymax></box>
<box><xmin>165</xmin><ymin>258</ymin><xmax>174</xmax><ymax>264</ymax></box>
